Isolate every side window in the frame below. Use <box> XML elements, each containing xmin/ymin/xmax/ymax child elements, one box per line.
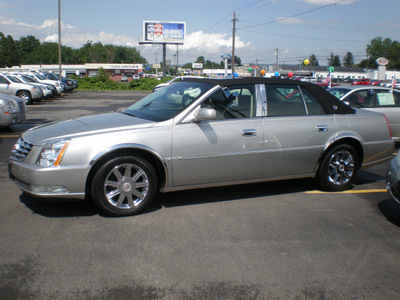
<box><xmin>266</xmin><ymin>85</ymin><xmax>306</xmax><ymax>116</ymax></box>
<box><xmin>200</xmin><ymin>85</ymin><xmax>256</xmax><ymax>120</ymax></box>
<box><xmin>0</xmin><ymin>76</ymin><xmax>9</xmax><ymax>84</ymax></box>
<box><xmin>301</xmin><ymin>87</ymin><xmax>325</xmax><ymax>115</ymax></box>
<box><xmin>375</xmin><ymin>90</ymin><xmax>400</xmax><ymax>107</ymax></box>
<box><xmin>347</xmin><ymin>90</ymin><xmax>373</xmax><ymax>107</ymax></box>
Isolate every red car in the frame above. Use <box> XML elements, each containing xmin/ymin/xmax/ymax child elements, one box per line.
<box><xmin>351</xmin><ymin>78</ymin><xmax>371</xmax><ymax>85</ymax></box>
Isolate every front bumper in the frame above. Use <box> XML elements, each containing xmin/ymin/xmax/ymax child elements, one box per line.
<box><xmin>0</xmin><ymin>111</ymin><xmax>26</xmax><ymax>127</ymax></box>
<box><xmin>387</xmin><ymin>156</ymin><xmax>400</xmax><ymax>204</ymax></box>
<box><xmin>8</xmin><ymin>159</ymin><xmax>89</xmax><ymax>199</ymax></box>
<box><xmin>31</xmin><ymin>91</ymin><xmax>41</xmax><ymax>100</ymax></box>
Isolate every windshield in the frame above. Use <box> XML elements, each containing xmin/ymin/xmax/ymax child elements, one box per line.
<box><xmin>124</xmin><ymin>81</ymin><xmax>214</xmax><ymax>121</ymax></box>
<box><xmin>35</xmin><ymin>74</ymin><xmax>47</xmax><ymax>80</ymax></box>
<box><xmin>6</xmin><ymin>76</ymin><xmax>22</xmax><ymax>83</ymax></box>
<box><xmin>22</xmin><ymin>75</ymin><xmax>34</xmax><ymax>82</ymax></box>
<box><xmin>46</xmin><ymin>73</ymin><xmax>58</xmax><ymax>80</ymax></box>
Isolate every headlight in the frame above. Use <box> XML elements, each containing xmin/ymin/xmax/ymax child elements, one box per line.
<box><xmin>37</xmin><ymin>139</ymin><xmax>70</xmax><ymax>167</ymax></box>
<box><xmin>4</xmin><ymin>100</ymin><xmax>18</xmax><ymax>113</ymax></box>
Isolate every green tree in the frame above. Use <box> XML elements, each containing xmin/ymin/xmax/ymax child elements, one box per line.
<box><xmin>359</xmin><ymin>36</ymin><xmax>400</xmax><ymax>69</ymax></box>
<box><xmin>0</xmin><ymin>33</ymin><xmax>20</xmax><ymax>67</ymax></box>
<box><xmin>332</xmin><ymin>55</ymin><xmax>341</xmax><ymax>67</ymax></box>
<box><xmin>328</xmin><ymin>53</ymin><xmax>335</xmax><ymax>66</ymax></box>
<box><xmin>343</xmin><ymin>52</ymin><xmax>354</xmax><ymax>67</ymax></box>
<box><xmin>308</xmin><ymin>54</ymin><xmax>319</xmax><ymax>66</ymax></box>
<box><xmin>17</xmin><ymin>35</ymin><xmax>41</xmax><ymax>64</ymax></box>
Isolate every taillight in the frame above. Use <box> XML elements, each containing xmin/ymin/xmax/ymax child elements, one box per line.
<box><xmin>383</xmin><ymin>114</ymin><xmax>392</xmax><ymax>139</ymax></box>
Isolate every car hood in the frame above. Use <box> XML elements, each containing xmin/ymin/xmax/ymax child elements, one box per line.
<box><xmin>0</xmin><ymin>93</ymin><xmax>24</xmax><ymax>103</ymax></box>
<box><xmin>23</xmin><ymin>112</ymin><xmax>156</xmax><ymax>143</ymax></box>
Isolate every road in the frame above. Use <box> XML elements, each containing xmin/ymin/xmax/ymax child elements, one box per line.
<box><xmin>1</xmin><ymin>91</ymin><xmax>400</xmax><ymax>300</ymax></box>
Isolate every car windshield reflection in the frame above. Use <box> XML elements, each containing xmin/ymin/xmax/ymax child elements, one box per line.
<box><xmin>124</xmin><ymin>81</ymin><xmax>214</xmax><ymax>121</ymax></box>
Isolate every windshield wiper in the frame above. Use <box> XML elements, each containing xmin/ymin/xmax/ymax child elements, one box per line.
<box><xmin>121</xmin><ymin>111</ymin><xmax>138</xmax><ymax>118</ymax></box>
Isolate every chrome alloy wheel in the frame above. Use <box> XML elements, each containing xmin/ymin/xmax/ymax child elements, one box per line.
<box><xmin>327</xmin><ymin>150</ymin><xmax>355</xmax><ymax>186</ymax></box>
<box><xmin>104</xmin><ymin>163</ymin><xmax>150</xmax><ymax>209</ymax></box>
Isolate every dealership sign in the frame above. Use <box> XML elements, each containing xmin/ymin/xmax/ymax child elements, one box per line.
<box><xmin>376</xmin><ymin>57</ymin><xmax>389</xmax><ymax>66</ymax></box>
<box><xmin>143</xmin><ymin>21</ymin><xmax>185</xmax><ymax>44</ymax></box>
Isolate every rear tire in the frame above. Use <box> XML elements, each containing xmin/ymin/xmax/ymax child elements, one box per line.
<box><xmin>316</xmin><ymin>144</ymin><xmax>359</xmax><ymax>191</ymax></box>
<box><xmin>91</xmin><ymin>156</ymin><xmax>158</xmax><ymax>216</ymax></box>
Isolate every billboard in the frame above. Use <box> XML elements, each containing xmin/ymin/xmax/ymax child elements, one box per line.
<box><xmin>143</xmin><ymin>21</ymin><xmax>185</xmax><ymax>44</ymax></box>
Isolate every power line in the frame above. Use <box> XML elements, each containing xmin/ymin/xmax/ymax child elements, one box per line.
<box><xmin>238</xmin><ymin>0</ymin><xmax>347</xmax><ymax>30</ymax></box>
<box><xmin>240</xmin><ymin>28</ymin><xmax>369</xmax><ymax>43</ymax></box>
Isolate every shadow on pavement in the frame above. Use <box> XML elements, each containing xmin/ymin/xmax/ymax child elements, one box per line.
<box><xmin>19</xmin><ymin>178</ymin><xmax>317</xmax><ymax>218</ymax></box>
<box><xmin>379</xmin><ymin>198</ymin><xmax>400</xmax><ymax>227</ymax></box>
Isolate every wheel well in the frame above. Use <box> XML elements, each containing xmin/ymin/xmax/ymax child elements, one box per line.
<box><xmin>317</xmin><ymin>138</ymin><xmax>364</xmax><ymax>171</ymax></box>
<box><xmin>85</xmin><ymin>148</ymin><xmax>166</xmax><ymax>198</ymax></box>
<box><xmin>16</xmin><ymin>90</ymin><xmax>31</xmax><ymax>96</ymax></box>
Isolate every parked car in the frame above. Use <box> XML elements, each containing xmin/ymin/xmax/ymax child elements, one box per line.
<box><xmin>21</xmin><ymin>74</ymin><xmax>57</xmax><ymax>97</ymax></box>
<box><xmin>387</xmin><ymin>154</ymin><xmax>400</xmax><ymax>204</ymax></box>
<box><xmin>152</xmin><ymin>76</ymin><xmax>205</xmax><ymax>92</ymax></box>
<box><xmin>42</xmin><ymin>72</ymin><xmax>77</xmax><ymax>91</ymax></box>
<box><xmin>328</xmin><ymin>86</ymin><xmax>400</xmax><ymax>141</ymax></box>
<box><xmin>0</xmin><ymin>93</ymin><xmax>26</xmax><ymax>127</ymax></box>
<box><xmin>26</xmin><ymin>73</ymin><xmax>64</xmax><ymax>95</ymax></box>
<box><xmin>351</xmin><ymin>78</ymin><xmax>371</xmax><ymax>85</ymax></box>
<box><xmin>9</xmin><ymin>78</ymin><xmax>394</xmax><ymax>216</ymax></box>
<box><xmin>3</xmin><ymin>74</ymin><xmax>44</xmax><ymax>101</ymax></box>
<box><xmin>0</xmin><ymin>73</ymin><xmax>42</xmax><ymax>104</ymax></box>
<box><xmin>370</xmin><ymin>80</ymin><xmax>382</xmax><ymax>86</ymax></box>
<box><xmin>11</xmin><ymin>74</ymin><xmax>53</xmax><ymax>98</ymax></box>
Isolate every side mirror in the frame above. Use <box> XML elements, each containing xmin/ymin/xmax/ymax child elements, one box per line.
<box><xmin>195</xmin><ymin>107</ymin><xmax>217</xmax><ymax>122</ymax></box>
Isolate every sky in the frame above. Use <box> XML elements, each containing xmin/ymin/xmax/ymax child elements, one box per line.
<box><xmin>1</xmin><ymin>0</ymin><xmax>399</xmax><ymax>67</ymax></box>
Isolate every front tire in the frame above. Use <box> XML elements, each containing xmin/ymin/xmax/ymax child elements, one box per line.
<box><xmin>17</xmin><ymin>91</ymin><xmax>32</xmax><ymax>105</ymax></box>
<box><xmin>316</xmin><ymin>144</ymin><xmax>359</xmax><ymax>191</ymax></box>
<box><xmin>91</xmin><ymin>156</ymin><xmax>158</xmax><ymax>216</ymax></box>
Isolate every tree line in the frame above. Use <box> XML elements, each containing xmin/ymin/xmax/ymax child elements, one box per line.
<box><xmin>1</xmin><ymin>33</ymin><xmax>399</xmax><ymax>70</ymax></box>
<box><xmin>0</xmin><ymin>32</ymin><xmax>147</xmax><ymax>67</ymax></box>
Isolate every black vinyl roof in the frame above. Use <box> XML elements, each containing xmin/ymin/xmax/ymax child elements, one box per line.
<box><xmin>182</xmin><ymin>77</ymin><xmax>355</xmax><ymax>115</ymax></box>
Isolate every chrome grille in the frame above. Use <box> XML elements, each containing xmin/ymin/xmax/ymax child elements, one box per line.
<box><xmin>18</xmin><ymin>102</ymin><xmax>26</xmax><ymax>114</ymax></box>
<box><xmin>10</xmin><ymin>138</ymin><xmax>34</xmax><ymax>162</ymax></box>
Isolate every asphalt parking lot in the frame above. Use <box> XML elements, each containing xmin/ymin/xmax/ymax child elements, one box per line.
<box><xmin>1</xmin><ymin>91</ymin><xmax>400</xmax><ymax>299</ymax></box>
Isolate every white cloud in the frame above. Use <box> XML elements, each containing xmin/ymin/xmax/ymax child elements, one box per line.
<box><xmin>275</xmin><ymin>17</ymin><xmax>303</xmax><ymax>25</ymax></box>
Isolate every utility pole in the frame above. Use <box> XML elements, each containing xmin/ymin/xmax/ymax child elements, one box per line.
<box><xmin>231</xmin><ymin>12</ymin><xmax>238</xmax><ymax>76</ymax></box>
<box><xmin>58</xmin><ymin>0</ymin><xmax>62</xmax><ymax>80</ymax></box>
<box><xmin>275</xmin><ymin>48</ymin><xmax>279</xmax><ymax>71</ymax></box>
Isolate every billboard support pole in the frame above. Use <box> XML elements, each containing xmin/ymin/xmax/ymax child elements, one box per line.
<box><xmin>163</xmin><ymin>43</ymin><xmax>167</xmax><ymax>78</ymax></box>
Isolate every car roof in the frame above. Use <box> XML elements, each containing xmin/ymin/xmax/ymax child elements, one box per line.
<box><xmin>328</xmin><ymin>85</ymin><xmax>397</xmax><ymax>92</ymax></box>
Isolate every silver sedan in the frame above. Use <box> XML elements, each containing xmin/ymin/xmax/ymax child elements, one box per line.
<box><xmin>9</xmin><ymin>78</ymin><xmax>394</xmax><ymax>216</ymax></box>
<box><xmin>328</xmin><ymin>85</ymin><xmax>400</xmax><ymax>141</ymax></box>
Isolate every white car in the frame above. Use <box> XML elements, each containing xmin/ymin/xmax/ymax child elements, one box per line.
<box><xmin>26</xmin><ymin>73</ymin><xmax>64</xmax><ymax>95</ymax></box>
<box><xmin>0</xmin><ymin>93</ymin><xmax>26</xmax><ymax>127</ymax></box>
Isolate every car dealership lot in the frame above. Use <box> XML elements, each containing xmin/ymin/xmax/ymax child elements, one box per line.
<box><xmin>1</xmin><ymin>91</ymin><xmax>400</xmax><ymax>299</ymax></box>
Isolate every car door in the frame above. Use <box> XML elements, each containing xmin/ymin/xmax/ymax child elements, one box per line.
<box><xmin>0</xmin><ymin>75</ymin><xmax>13</xmax><ymax>96</ymax></box>
<box><xmin>262</xmin><ymin>84</ymin><xmax>339</xmax><ymax>178</ymax></box>
<box><xmin>371</xmin><ymin>89</ymin><xmax>400</xmax><ymax>140</ymax></box>
<box><xmin>171</xmin><ymin>85</ymin><xmax>263</xmax><ymax>186</ymax></box>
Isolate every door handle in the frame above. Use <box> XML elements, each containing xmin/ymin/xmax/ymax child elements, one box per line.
<box><xmin>241</xmin><ymin>129</ymin><xmax>257</xmax><ymax>136</ymax></box>
<box><xmin>316</xmin><ymin>125</ymin><xmax>329</xmax><ymax>132</ymax></box>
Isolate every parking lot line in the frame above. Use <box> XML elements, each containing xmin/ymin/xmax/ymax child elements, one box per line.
<box><xmin>0</xmin><ymin>135</ymin><xmax>19</xmax><ymax>138</ymax></box>
<box><xmin>306</xmin><ymin>189</ymin><xmax>387</xmax><ymax>194</ymax></box>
